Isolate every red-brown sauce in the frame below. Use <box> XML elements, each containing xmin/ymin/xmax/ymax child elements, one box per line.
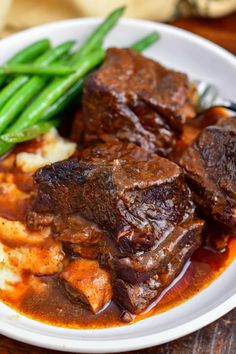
<box><xmin>0</xmin><ymin>107</ymin><xmax>235</xmax><ymax>328</ymax></box>
<box><xmin>1</xmin><ymin>237</ymin><xmax>235</xmax><ymax>328</ymax></box>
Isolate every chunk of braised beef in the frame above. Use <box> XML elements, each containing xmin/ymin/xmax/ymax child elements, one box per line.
<box><xmin>114</xmin><ymin>218</ymin><xmax>204</xmax><ymax>284</ymax></box>
<box><xmin>114</xmin><ymin>233</ymin><xmax>201</xmax><ymax>314</ymax></box>
<box><xmin>82</xmin><ymin>48</ymin><xmax>196</xmax><ymax>156</ymax></box>
<box><xmin>28</xmin><ymin>142</ymin><xmax>195</xmax><ymax>255</ymax></box>
<box><xmin>60</xmin><ymin>259</ymin><xmax>112</xmax><ymax>314</ymax></box>
<box><xmin>28</xmin><ymin>142</ymin><xmax>203</xmax><ymax>314</ymax></box>
<box><xmin>180</xmin><ymin>117</ymin><xmax>236</xmax><ymax>228</ymax></box>
<box><xmin>52</xmin><ymin>214</ymin><xmax>103</xmax><ymax>245</ymax></box>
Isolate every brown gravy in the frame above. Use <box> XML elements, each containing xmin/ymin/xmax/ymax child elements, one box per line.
<box><xmin>1</xmin><ymin>237</ymin><xmax>235</xmax><ymax>328</ymax></box>
<box><xmin>0</xmin><ymin>107</ymin><xmax>235</xmax><ymax>328</ymax></box>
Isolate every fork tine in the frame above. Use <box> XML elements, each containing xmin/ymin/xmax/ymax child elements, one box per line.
<box><xmin>194</xmin><ymin>79</ymin><xmax>236</xmax><ymax>114</ymax></box>
<box><xmin>194</xmin><ymin>80</ymin><xmax>219</xmax><ymax>111</ymax></box>
<box><xmin>199</xmin><ymin>85</ymin><xmax>211</xmax><ymax>106</ymax></box>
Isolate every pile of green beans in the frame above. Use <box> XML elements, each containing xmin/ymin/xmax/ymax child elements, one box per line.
<box><xmin>0</xmin><ymin>41</ymin><xmax>75</xmax><ymax>134</ymax></box>
<box><xmin>0</xmin><ymin>6</ymin><xmax>160</xmax><ymax>156</ymax></box>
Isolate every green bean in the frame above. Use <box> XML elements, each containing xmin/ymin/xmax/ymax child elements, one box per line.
<box><xmin>3</xmin><ymin>39</ymin><xmax>50</xmax><ymax>65</ymax></box>
<box><xmin>9</xmin><ymin>48</ymin><xmax>105</xmax><ymax>133</ymax></box>
<box><xmin>0</xmin><ymin>119</ymin><xmax>60</xmax><ymax>144</ymax></box>
<box><xmin>0</xmin><ymin>76</ymin><xmax>29</xmax><ymax>109</ymax></box>
<box><xmin>0</xmin><ymin>47</ymin><xmax>103</xmax><ymax>157</ymax></box>
<box><xmin>0</xmin><ymin>39</ymin><xmax>50</xmax><ymax>87</ymax></box>
<box><xmin>0</xmin><ymin>64</ymin><xmax>76</xmax><ymax>76</ymax></box>
<box><xmin>0</xmin><ymin>79</ymin><xmax>77</xmax><ymax>151</ymax></box>
<box><xmin>40</xmin><ymin>78</ymin><xmax>84</xmax><ymax>121</ymax></box>
<box><xmin>70</xmin><ymin>6</ymin><xmax>125</xmax><ymax>63</ymax></box>
<box><xmin>0</xmin><ymin>41</ymin><xmax>75</xmax><ymax>109</ymax></box>
<box><xmin>0</xmin><ymin>137</ymin><xmax>11</xmax><ymax>155</ymax></box>
<box><xmin>0</xmin><ymin>48</ymin><xmax>55</xmax><ymax>109</ymax></box>
<box><xmin>131</xmin><ymin>32</ymin><xmax>160</xmax><ymax>52</ymax></box>
<box><xmin>0</xmin><ymin>41</ymin><xmax>75</xmax><ymax>133</ymax></box>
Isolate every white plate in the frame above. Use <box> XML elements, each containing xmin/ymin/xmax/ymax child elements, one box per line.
<box><xmin>0</xmin><ymin>18</ymin><xmax>235</xmax><ymax>353</ymax></box>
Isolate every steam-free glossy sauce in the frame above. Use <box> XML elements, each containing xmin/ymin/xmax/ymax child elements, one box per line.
<box><xmin>0</xmin><ymin>108</ymin><xmax>235</xmax><ymax>328</ymax></box>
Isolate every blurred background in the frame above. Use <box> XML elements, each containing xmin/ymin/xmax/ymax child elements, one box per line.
<box><xmin>1</xmin><ymin>0</ymin><xmax>236</xmax><ymax>37</ymax></box>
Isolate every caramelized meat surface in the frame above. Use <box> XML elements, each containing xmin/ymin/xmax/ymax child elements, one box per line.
<box><xmin>114</xmin><ymin>235</ymin><xmax>197</xmax><ymax>314</ymax></box>
<box><xmin>53</xmin><ymin>214</ymin><xmax>104</xmax><ymax>259</ymax></box>
<box><xmin>53</xmin><ymin>214</ymin><xmax>103</xmax><ymax>245</ymax></box>
<box><xmin>83</xmin><ymin>48</ymin><xmax>196</xmax><ymax>156</ymax></box>
<box><xmin>61</xmin><ymin>259</ymin><xmax>112</xmax><ymax>314</ymax></box>
<box><xmin>28</xmin><ymin>142</ymin><xmax>203</xmax><ymax>314</ymax></box>
<box><xmin>28</xmin><ymin>142</ymin><xmax>196</xmax><ymax>254</ymax></box>
<box><xmin>114</xmin><ymin>218</ymin><xmax>203</xmax><ymax>284</ymax></box>
<box><xmin>180</xmin><ymin>117</ymin><xmax>236</xmax><ymax>228</ymax></box>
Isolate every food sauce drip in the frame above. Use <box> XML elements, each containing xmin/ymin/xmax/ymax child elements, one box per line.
<box><xmin>1</xmin><ymin>236</ymin><xmax>235</xmax><ymax>329</ymax></box>
<box><xmin>0</xmin><ymin>107</ymin><xmax>235</xmax><ymax>329</ymax></box>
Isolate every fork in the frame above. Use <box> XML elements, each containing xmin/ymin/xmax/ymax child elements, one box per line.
<box><xmin>194</xmin><ymin>80</ymin><xmax>236</xmax><ymax>114</ymax></box>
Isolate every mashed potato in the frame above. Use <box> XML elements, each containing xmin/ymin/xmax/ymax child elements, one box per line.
<box><xmin>0</xmin><ymin>216</ymin><xmax>50</xmax><ymax>247</ymax></box>
<box><xmin>0</xmin><ymin>243</ymin><xmax>21</xmax><ymax>291</ymax></box>
<box><xmin>8</xmin><ymin>240</ymin><xmax>64</xmax><ymax>276</ymax></box>
<box><xmin>16</xmin><ymin>128</ymin><xmax>76</xmax><ymax>173</ymax></box>
<box><xmin>0</xmin><ymin>128</ymin><xmax>73</xmax><ymax>292</ymax></box>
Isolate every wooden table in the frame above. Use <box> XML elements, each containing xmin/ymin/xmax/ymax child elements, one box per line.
<box><xmin>0</xmin><ymin>12</ymin><xmax>236</xmax><ymax>354</ymax></box>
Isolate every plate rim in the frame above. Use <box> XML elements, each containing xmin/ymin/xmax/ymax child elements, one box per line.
<box><xmin>1</xmin><ymin>17</ymin><xmax>236</xmax><ymax>66</ymax></box>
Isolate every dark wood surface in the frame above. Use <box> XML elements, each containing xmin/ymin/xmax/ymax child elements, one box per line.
<box><xmin>172</xmin><ymin>13</ymin><xmax>236</xmax><ymax>55</ymax></box>
<box><xmin>0</xmin><ymin>12</ymin><xmax>236</xmax><ymax>354</ymax></box>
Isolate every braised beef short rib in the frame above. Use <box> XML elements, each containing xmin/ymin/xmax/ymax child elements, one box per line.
<box><xmin>180</xmin><ymin>117</ymin><xmax>236</xmax><ymax>228</ymax></box>
<box><xmin>82</xmin><ymin>48</ymin><xmax>196</xmax><ymax>156</ymax></box>
<box><xmin>114</xmin><ymin>232</ymin><xmax>196</xmax><ymax>314</ymax></box>
<box><xmin>28</xmin><ymin>142</ymin><xmax>203</xmax><ymax>314</ymax></box>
